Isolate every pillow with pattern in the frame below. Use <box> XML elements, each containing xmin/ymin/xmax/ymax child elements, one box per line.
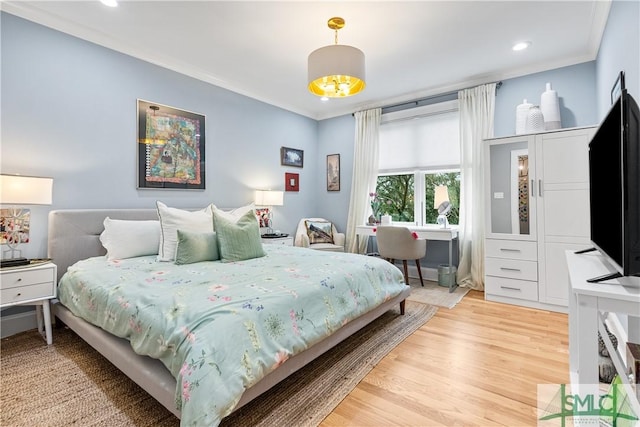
<box><xmin>305</xmin><ymin>220</ymin><xmax>334</xmax><ymax>244</ymax></box>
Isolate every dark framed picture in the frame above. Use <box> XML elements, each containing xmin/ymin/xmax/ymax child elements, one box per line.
<box><xmin>611</xmin><ymin>71</ymin><xmax>625</xmax><ymax>104</ymax></box>
<box><xmin>137</xmin><ymin>99</ymin><xmax>205</xmax><ymax>189</ymax></box>
<box><xmin>281</xmin><ymin>147</ymin><xmax>304</xmax><ymax>168</ymax></box>
<box><xmin>326</xmin><ymin>154</ymin><xmax>340</xmax><ymax>191</ymax></box>
<box><xmin>285</xmin><ymin>172</ymin><xmax>299</xmax><ymax>192</ymax></box>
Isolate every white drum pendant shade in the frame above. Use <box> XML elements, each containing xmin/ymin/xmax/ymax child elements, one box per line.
<box><xmin>308</xmin><ymin>44</ymin><xmax>366</xmax><ymax>97</ymax></box>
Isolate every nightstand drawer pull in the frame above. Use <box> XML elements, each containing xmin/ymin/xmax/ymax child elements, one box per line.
<box><xmin>500</xmin><ymin>286</ymin><xmax>521</xmax><ymax>291</ymax></box>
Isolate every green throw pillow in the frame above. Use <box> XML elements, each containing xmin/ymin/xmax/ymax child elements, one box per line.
<box><xmin>174</xmin><ymin>230</ymin><xmax>220</xmax><ymax>265</ymax></box>
<box><xmin>213</xmin><ymin>209</ymin><xmax>266</xmax><ymax>262</ymax></box>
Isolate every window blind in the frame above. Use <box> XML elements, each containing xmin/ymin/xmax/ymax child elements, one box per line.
<box><xmin>379</xmin><ymin>100</ymin><xmax>460</xmax><ymax>173</ymax></box>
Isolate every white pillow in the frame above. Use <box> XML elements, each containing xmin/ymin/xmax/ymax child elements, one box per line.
<box><xmin>211</xmin><ymin>203</ymin><xmax>257</xmax><ymax>224</ymax></box>
<box><xmin>99</xmin><ymin>218</ymin><xmax>161</xmax><ymax>260</ymax></box>
<box><xmin>156</xmin><ymin>201</ymin><xmax>214</xmax><ymax>261</ymax></box>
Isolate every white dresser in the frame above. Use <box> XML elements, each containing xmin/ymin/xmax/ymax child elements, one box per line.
<box><xmin>484</xmin><ymin>126</ymin><xmax>595</xmax><ymax>312</ymax></box>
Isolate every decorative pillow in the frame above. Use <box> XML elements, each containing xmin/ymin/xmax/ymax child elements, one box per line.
<box><xmin>213</xmin><ymin>209</ymin><xmax>266</xmax><ymax>262</ymax></box>
<box><xmin>156</xmin><ymin>201</ymin><xmax>214</xmax><ymax>261</ymax></box>
<box><xmin>174</xmin><ymin>229</ymin><xmax>219</xmax><ymax>265</ymax></box>
<box><xmin>211</xmin><ymin>203</ymin><xmax>257</xmax><ymax>225</ymax></box>
<box><xmin>99</xmin><ymin>217</ymin><xmax>160</xmax><ymax>260</ymax></box>
<box><xmin>305</xmin><ymin>220</ymin><xmax>334</xmax><ymax>244</ymax></box>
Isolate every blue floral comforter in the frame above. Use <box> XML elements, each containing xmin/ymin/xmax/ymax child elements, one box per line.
<box><xmin>57</xmin><ymin>244</ymin><xmax>407</xmax><ymax>426</ymax></box>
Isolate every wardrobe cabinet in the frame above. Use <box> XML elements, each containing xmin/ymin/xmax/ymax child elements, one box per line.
<box><xmin>484</xmin><ymin>126</ymin><xmax>596</xmax><ymax>312</ymax></box>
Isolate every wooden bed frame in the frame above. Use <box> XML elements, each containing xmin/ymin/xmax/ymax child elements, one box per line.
<box><xmin>47</xmin><ymin>209</ymin><xmax>410</xmax><ymax>419</ymax></box>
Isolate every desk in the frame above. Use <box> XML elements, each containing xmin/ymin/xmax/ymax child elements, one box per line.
<box><xmin>566</xmin><ymin>250</ymin><xmax>640</xmax><ymax>420</ymax></box>
<box><xmin>355</xmin><ymin>224</ymin><xmax>459</xmax><ymax>292</ymax></box>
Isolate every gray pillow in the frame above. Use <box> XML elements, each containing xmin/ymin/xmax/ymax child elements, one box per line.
<box><xmin>213</xmin><ymin>209</ymin><xmax>266</xmax><ymax>262</ymax></box>
<box><xmin>174</xmin><ymin>229</ymin><xmax>219</xmax><ymax>265</ymax></box>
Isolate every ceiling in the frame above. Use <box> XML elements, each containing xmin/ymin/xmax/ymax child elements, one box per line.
<box><xmin>3</xmin><ymin>1</ymin><xmax>610</xmax><ymax>120</ymax></box>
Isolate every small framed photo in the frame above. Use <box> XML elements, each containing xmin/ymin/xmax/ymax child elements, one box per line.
<box><xmin>285</xmin><ymin>172</ymin><xmax>299</xmax><ymax>192</ymax></box>
<box><xmin>281</xmin><ymin>147</ymin><xmax>304</xmax><ymax>168</ymax></box>
<box><xmin>611</xmin><ymin>71</ymin><xmax>625</xmax><ymax>104</ymax></box>
<box><xmin>326</xmin><ymin>154</ymin><xmax>340</xmax><ymax>192</ymax></box>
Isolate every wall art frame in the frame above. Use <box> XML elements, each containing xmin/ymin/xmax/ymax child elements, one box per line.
<box><xmin>285</xmin><ymin>172</ymin><xmax>299</xmax><ymax>192</ymax></box>
<box><xmin>137</xmin><ymin>99</ymin><xmax>205</xmax><ymax>190</ymax></box>
<box><xmin>326</xmin><ymin>153</ymin><xmax>340</xmax><ymax>191</ymax></box>
<box><xmin>611</xmin><ymin>71</ymin><xmax>625</xmax><ymax>104</ymax></box>
<box><xmin>280</xmin><ymin>146</ymin><xmax>304</xmax><ymax>168</ymax></box>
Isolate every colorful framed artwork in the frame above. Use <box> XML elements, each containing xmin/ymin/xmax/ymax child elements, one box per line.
<box><xmin>285</xmin><ymin>172</ymin><xmax>299</xmax><ymax>192</ymax></box>
<box><xmin>255</xmin><ymin>208</ymin><xmax>270</xmax><ymax>228</ymax></box>
<box><xmin>0</xmin><ymin>208</ymin><xmax>30</xmax><ymax>245</ymax></box>
<box><xmin>326</xmin><ymin>153</ymin><xmax>340</xmax><ymax>191</ymax></box>
<box><xmin>280</xmin><ymin>147</ymin><xmax>304</xmax><ymax>168</ymax></box>
<box><xmin>137</xmin><ymin>99</ymin><xmax>205</xmax><ymax>189</ymax></box>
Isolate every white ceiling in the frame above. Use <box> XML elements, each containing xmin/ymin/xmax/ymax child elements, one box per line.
<box><xmin>2</xmin><ymin>1</ymin><xmax>611</xmax><ymax>120</ymax></box>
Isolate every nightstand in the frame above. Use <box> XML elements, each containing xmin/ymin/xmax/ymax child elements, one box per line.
<box><xmin>0</xmin><ymin>262</ymin><xmax>57</xmax><ymax>344</ymax></box>
<box><xmin>261</xmin><ymin>236</ymin><xmax>293</xmax><ymax>246</ymax></box>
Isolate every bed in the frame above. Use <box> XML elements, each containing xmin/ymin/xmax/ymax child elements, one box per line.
<box><xmin>48</xmin><ymin>208</ymin><xmax>411</xmax><ymax>426</ymax></box>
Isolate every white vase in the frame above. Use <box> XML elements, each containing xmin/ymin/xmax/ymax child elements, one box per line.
<box><xmin>525</xmin><ymin>105</ymin><xmax>545</xmax><ymax>133</ymax></box>
<box><xmin>515</xmin><ymin>99</ymin><xmax>533</xmax><ymax>135</ymax></box>
<box><xmin>540</xmin><ymin>82</ymin><xmax>561</xmax><ymax>130</ymax></box>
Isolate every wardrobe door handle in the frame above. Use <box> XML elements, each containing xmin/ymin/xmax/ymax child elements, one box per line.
<box><xmin>539</xmin><ymin>179</ymin><xmax>543</xmax><ymax>197</ymax></box>
<box><xmin>531</xmin><ymin>179</ymin><xmax>535</xmax><ymax>197</ymax></box>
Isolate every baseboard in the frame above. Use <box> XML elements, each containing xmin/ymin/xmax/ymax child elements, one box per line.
<box><xmin>1</xmin><ymin>311</ymin><xmax>38</xmax><ymax>339</ymax></box>
<box><xmin>393</xmin><ymin>263</ymin><xmax>438</xmax><ymax>282</ymax></box>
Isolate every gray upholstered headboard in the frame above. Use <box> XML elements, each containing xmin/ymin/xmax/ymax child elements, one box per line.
<box><xmin>47</xmin><ymin>209</ymin><xmax>159</xmax><ymax>282</ymax></box>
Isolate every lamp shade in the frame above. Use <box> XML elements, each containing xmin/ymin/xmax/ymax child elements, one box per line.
<box><xmin>255</xmin><ymin>190</ymin><xmax>284</xmax><ymax>207</ymax></box>
<box><xmin>0</xmin><ymin>175</ymin><xmax>53</xmax><ymax>205</ymax></box>
<box><xmin>433</xmin><ymin>185</ymin><xmax>449</xmax><ymax>209</ymax></box>
<box><xmin>308</xmin><ymin>45</ymin><xmax>366</xmax><ymax>98</ymax></box>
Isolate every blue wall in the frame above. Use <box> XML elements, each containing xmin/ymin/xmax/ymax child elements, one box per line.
<box><xmin>595</xmin><ymin>0</ymin><xmax>639</xmax><ymax>119</ymax></box>
<box><xmin>1</xmin><ymin>12</ymin><xmax>318</xmax><ymax>259</ymax></box>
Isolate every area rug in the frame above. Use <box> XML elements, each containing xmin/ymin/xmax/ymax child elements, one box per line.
<box><xmin>406</xmin><ymin>278</ymin><xmax>469</xmax><ymax>308</ymax></box>
<box><xmin>0</xmin><ymin>301</ymin><xmax>436</xmax><ymax>427</ymax></box>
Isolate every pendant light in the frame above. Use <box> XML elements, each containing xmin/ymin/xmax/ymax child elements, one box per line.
<box><xmin>308</xmin><ymin>17</ymin><xmax>366</xmax><ymax>98</ymax></box>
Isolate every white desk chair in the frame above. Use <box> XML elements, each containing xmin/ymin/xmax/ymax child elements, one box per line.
<box><xmin>376</xmin><ymin>226</ymin><xmax>426</xmax><ymax>286</ymax></box>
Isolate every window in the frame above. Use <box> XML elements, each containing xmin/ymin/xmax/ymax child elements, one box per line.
<box><xmin>377</xmin><ymin>100</ymin><xmax>460</xmax><ymax>226</ymax></box>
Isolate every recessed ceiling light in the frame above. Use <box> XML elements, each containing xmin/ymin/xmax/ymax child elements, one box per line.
<box><xmin>100</xmin><ymin>0</ymin><xmax>118</xmax><ymax>7</ymax></box>
<box><xmin>512</xmin><ymin>41</ymin><xmax>531</xmax><ymax>52</ymax></box>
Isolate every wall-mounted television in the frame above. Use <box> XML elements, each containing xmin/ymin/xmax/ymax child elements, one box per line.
<box><xmin>586</xmin><ymin>87</ymin><xmax>640</xmax><ymax>282</ymax></box>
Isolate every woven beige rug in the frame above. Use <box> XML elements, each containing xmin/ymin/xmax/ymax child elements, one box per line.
<box><xmin>1</xmin><ymin>301</ymin><xmax>436</xmax><ymax>427</ymax></box>
<box><xmin>406</xmin><ymin>278</ymin><xmax>469</xmax><ymax>309</ymax></box>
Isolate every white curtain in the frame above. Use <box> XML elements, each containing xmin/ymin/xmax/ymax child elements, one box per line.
<box><xmin>346</xmin><ymin>108</ymin><xmax>382</xmax><ymax>253</ymax></box>
<box><xmin>457</xmin><ymin>83</ymin><xmax>496</xmax><ymax>290</ymax></box>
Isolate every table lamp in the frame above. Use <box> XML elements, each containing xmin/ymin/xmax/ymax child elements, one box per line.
<box><xmin>434</xmin><ymin>185</ymin><xmax>451</xmax><ymax>229</ymax></box>
<box><xmin>254</xmin><ymin>190</ymin><xmax>284</xmax><ymax>236</ymax></box>
<box><xmin>0</xmin><ymin>174</ymin><xmax>53</xmax><ymax>267</ymax></box>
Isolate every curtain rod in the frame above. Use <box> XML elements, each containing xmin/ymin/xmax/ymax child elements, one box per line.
<box><xmin>382</xmin><ymin>81</ymin><xmax>502</xmax><ymax>113</ymax></box>
<box><xmin>353</xmin><ymin>81</ymin><xmax>502</xmax><ymax>116</ymax></box>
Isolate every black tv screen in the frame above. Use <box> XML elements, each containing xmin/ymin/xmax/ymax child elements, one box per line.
<box><xmin>588</xmin><ymin>89</ymin><xmax>640</xmax><ymax>278</ymax></box>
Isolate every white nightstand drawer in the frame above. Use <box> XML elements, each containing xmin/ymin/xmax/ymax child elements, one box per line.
<box><xmin>485</xmin><ymin>276</ymin><xmax>538</xmax><ymax>301</ymax></box>
<box><xmin>485</xmin><ymin>257</ymin><xmax>538</xmax><ymax>281</ymax></box>
<box><xmin>1</xmin><ymin>282</ymin><xmax>55</xmax><ymax>305</ymax></box>
<box><xmin>262</xmin><ymin>237</ymin><xmax>293</xmax><ymax>246</ymax></box>
<box><xmin>1</xmin><ymin>268</ymin><xmax>55</xmax><ymax>290</ymax></box>
<box><xmin>485</xmin><ymin>239</ymin><xmax>537</xmax><ymax>261</ymax></box>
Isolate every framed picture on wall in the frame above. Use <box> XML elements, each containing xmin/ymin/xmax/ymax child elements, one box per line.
<box><xmin>280</xmin><ymin>147</ymin><xmax>304</xmax><ymax>168</ymax></box>
<box><xmin>137</xmin><ymin>99</ymin><xmax>205</xmax><ymax>189</ymax></box>
<box><xmin>611</xmin><ymin>71</ymin><xmax>625</xmax><ymax>104</ymax></box>
<box><xmin>285</xmin><ymin>172</ymin><xmax>299</xmax><ymax>191</ymax></box>
<box><xmin>326</xmin><ymin>154</ymin><xmax>340</xmax><ymax>191</ymax></box>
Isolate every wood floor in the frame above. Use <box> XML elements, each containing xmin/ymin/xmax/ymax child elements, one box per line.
<box><xmin>321</xmin><ymin>291</ymin><xmax>569</xmax><ymax>426</ymax></box>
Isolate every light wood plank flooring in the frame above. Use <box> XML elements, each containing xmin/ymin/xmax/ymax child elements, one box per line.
<box><xmin>321</xmin><ymin>290</ymin><xmax>569</xmax><ymax>426</ymax></box>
